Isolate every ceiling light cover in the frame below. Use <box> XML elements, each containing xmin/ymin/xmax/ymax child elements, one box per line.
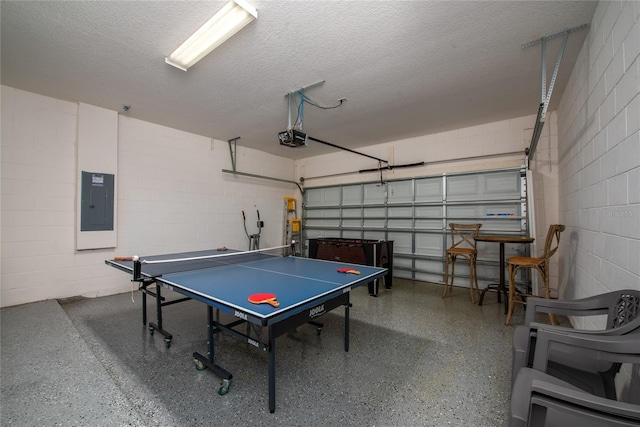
<box><xmin>165</xmin><ymin>0</ymin><xmax>257</xmax><ymax>71</ymax></box>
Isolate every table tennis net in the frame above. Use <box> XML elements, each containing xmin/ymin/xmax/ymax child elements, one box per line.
<box><xmin>136</xmin><ymin>245</ymin><xmax>290</xmax><ymax>277</ymax></box>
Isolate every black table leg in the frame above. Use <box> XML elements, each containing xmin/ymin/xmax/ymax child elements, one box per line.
<box><xmin>344</xmin><ymin>299</ymin><xmax>351</xmax><ymax>352</ymax></box>
<box><xmin>208</xmin><ymin>306</ymin><xmax>215</xmax><ymax>364</ymax></box>
<box><xmin>268</xmin><ymin>326</ymin><xmax>276</xmax><ymax>413</ymax></box>
<box><xmin>149</xmin><ymin>283</ymin><xmax>173</xmax><ymax>347</ymax></box>
<box><xmin>498</xmin><ymin>242</ymin><xmax>508</xmax><ymax>314</ymax></box>
<box><xmin>142</xmin><ymin>284</ymin><xmax>147</xmax><ymax>325</ymax></box>
<box><xmin>192</xmin><ymin>306</ymin><xmax>232</xmax><ymax>395</ymax></box>
<box><xmin>478</xmin><ymin>242</ymin><xmax>508</xmax><ymax>314</ymax></box>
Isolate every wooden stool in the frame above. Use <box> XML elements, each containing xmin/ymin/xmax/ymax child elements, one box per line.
<box><xmin>442</xmin><ymin>223</ymin><xmax>482</xmax><ymax>303</ymax></box>
<box><xmin>505</xmin><ymin>224</ymin><xmax>565</xmax><ymax>325</ymax></box>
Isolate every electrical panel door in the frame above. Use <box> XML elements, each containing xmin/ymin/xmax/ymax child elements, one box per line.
<box><xmin>80</xmin><ymin>171</ymin><xmax>115</xmax><ymax>231</ymax></box>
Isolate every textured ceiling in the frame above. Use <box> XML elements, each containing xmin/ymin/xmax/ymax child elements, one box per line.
<box><xmin>1</xmin><ymin>1</ymin><xmax>597</xmax><ymax>160</ymax></box>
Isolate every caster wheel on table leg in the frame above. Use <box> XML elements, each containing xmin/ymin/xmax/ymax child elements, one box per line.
<box><xmin>218</xmin><ymin>379</ymin><xmax>231</xmax><ymax>395</ymax></box>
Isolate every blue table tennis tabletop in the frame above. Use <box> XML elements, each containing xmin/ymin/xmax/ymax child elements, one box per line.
<box><xmin>106</xmin><ymin>249</ymin><xmax>387</xmax><ymax>325</ymax></box>
<box><xmin>105</xmin><ymin>249</ymin><xmax>387</xmax><ymax>413</ymax></box>
<box><xmin>161</xmin><ymin>256</ymin><xmax>384</xmax><ymax>320</ymax></box>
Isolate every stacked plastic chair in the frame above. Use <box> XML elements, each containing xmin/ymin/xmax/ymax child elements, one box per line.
<box><xmin>509</xmin><ymin>290</ymin><xmax>640</xmax><ymax>426</ymax></box>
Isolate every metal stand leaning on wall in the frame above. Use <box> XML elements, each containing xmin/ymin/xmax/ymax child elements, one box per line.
<box><xmin>243</xmin><ymin>210</ymin><xmax>263</xmax><ymax>250</ymax></box>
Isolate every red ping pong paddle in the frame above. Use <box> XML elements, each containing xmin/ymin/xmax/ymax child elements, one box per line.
<box><xmin>248</xmin><ymin>293</ymin><xmax>280</xmax><ymax>307</ymax></box>
<box><xmin>337</xmin><ymin>267</ymin><xmax>361</xmax><ymax>275</ymax></box>
<box><xmin>217</xmin><ymin>247</ymin><xmax>228</xmax><ymax>251</ymax></box>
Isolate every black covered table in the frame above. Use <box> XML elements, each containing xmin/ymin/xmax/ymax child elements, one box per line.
<box><xmin>308</xmin><ymin>238</ymin><xmax>393</xmax><ymax>296</ymax></box>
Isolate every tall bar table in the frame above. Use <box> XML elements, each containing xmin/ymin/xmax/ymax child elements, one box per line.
<box><xmin>475</xmin><ymin>235</ymin><xmax>534</xmax><ymax>314</ymax></box>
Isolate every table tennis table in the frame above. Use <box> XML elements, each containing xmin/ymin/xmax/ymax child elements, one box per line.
<box><xmin>105</xmin><ymin>247</ymin><xmax>387</xmax><ymax>413</ymax></box>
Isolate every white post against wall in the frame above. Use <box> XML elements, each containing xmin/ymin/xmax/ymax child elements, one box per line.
<box><xmin>76</xmin><ymin>103</ymin><xmax>118</xmax><ymax>250</ymax></box>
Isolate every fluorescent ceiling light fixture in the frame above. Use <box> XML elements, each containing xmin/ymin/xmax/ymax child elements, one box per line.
<box><xmin>165</xmin><ymin>0</ymin><xmax>257</xmax><ymax>71</ymax></box>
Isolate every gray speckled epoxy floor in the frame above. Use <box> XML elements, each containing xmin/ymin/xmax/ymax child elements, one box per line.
<box><xmin>1</xmin><ymin>279</ymin><xmax>527</xmax><ymax>426</ymax></box>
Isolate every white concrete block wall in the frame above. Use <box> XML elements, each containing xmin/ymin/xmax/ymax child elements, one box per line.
<box><xmin>116</xmin><ymin>117</ymin><xmax>294</xmax><ymax>257</ymax></box>
<box><xmin>1</xmin><ymin>86</ymin><xmax>297</xmax><ymax>307</ymax></box>
<box><xmin>557</xmin><ymin>0</ymin><xmax>640</xmax><ymax>307</ymax></box>
<box><xmin>1</xmin><ymin>87</ymin><xmax>79</xmax><ymax>306</ymax></box>
<box><xmin>557</xmin><ymin>0</ymin><xmax>640</xmax><ymax>400</ymax></box>
<box><xmin>297</xmin><ymin>114</ymin><xmax>537</xmax><ymax>188</ymax></box>
<box><xmin>528</xmin><ymin>111</ymin><xmax>562</xmax><ymax>295</ymax></box>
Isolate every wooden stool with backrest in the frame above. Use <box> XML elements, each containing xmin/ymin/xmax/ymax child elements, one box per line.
<box><xmin>505</xmin><ymin>224</ymin><xmax>565</xmax><ymax>325</ymax></box>
<box><xmin>442</xmin><ymin>223</ymin><xmax>482</xmax><ymax>303</ymax></box>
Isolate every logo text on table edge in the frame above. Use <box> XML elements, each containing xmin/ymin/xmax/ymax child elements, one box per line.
<box><xmin>309</xmin><ymin>304</ymin><xmax>325</xmax><ymax>319</ymax></box>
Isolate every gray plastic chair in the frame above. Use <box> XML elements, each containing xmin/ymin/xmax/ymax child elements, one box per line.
<box><xmin>510</xmin><ymin>331</ymin><xmax>640</xmax><ymax>427</ymax></box>
<box><xmin>512</xmin><ymin>290</ymin><xmax>640</xmax><ymax>399</ymax></box>
<box><xmin>511</xmin><ymin>368</ymin><xmax>640</xmax><ymax>427</ymax></box>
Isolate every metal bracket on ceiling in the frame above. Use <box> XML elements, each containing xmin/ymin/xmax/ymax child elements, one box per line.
<box><xmin>224</xmin><ymin>136</ymin><xmax>304</xmax><ymax>193</ymax></box>
<box><xmin>227</xmin><ymin>136</ymin><xmax>241</xmax><ymax>172</ymax></box>
<box><xmin>222</xmin><ymin>168</ymin><xmax>305</xmax><ymax>194</ymax></box>
<box><xmin>522</xmin><ymin>24</ymin><xmax>588</xmax><ymax>162</ymax></box>
<box><xmin>285</xmin><ymin>80</ymin><xmax>326</xmax><ymax>100</ymax></box>
<box><xmin>522</xmin><ymin>24</ymin><xmax>588</xmax><ymax>120</ymax></box>
<box><xmin>284</xmin><ymin>80</ymin><xmax>326</xmax><ymax>131</ymax></box>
